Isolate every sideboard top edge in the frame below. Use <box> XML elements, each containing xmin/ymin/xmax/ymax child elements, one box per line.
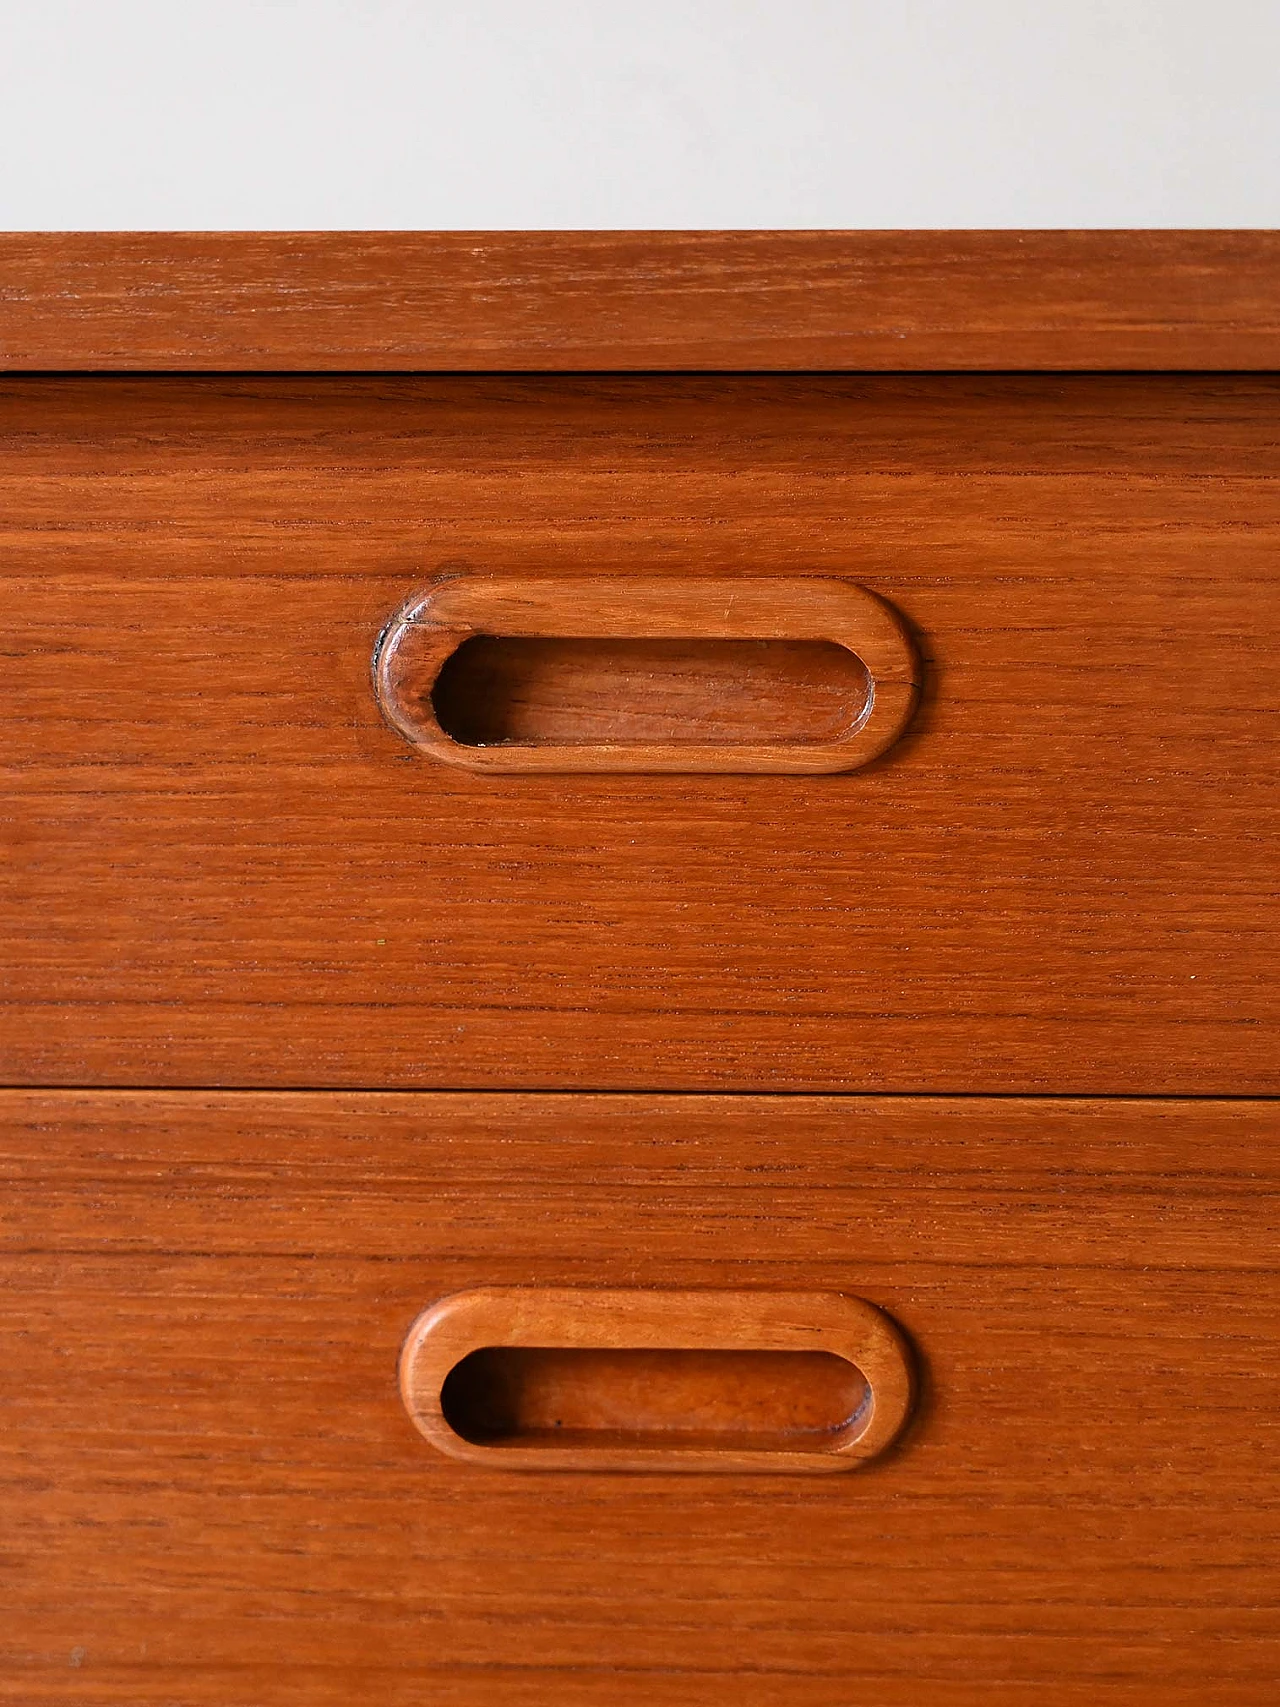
<box><xmin>1</xmin><ymin>230</ymin><xmax>1278</xmax><ymax>372</ymax></box>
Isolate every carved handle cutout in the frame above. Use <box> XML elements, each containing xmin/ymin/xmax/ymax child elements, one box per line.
<box><xmin>441</xmin><ymin>1347</ymin><xmax>867</xmax><ymax>1451</ymax></box>
<box><xmin>400</xmin><ymin>1288</ymin><xmax>916</xmax><ymax>1473</ymax></box>
<box><xmin>430</xmin><ymin>636</ymin><xmax>872</xmax><ymax>747</ymax></box>
<box><xmin>374</xmin><ymin>575</ymin><xmax>919</xmax><ymax>774</ymax></box>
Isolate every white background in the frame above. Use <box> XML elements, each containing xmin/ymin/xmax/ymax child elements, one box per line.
<box><xmin>1</xmin><ymin>0</ymin><xmax>1277</xmax><ymax>229</ymax></box>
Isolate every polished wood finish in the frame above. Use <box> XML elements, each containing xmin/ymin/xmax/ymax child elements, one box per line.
<box><xmin>401</xmin><ymin>1286</ymin><xmax>913</xmax><ymax>1470</ymax></box>
<box><xmin>2</xmin><ymin>373</ymin><xmax>1277</xmax><ymax>1092</ymax></box>
<box><xmin>3</xmin><ymin>231</ymin><xmax>1280</xmax><ymax>371</ymax></box>
<box><xmin>6</xmin><ymin>233</ymin><xmax>1277</xmax><ymax>1703</ymax></box>
<box><xmin>374</xmin><ymin>575</ymin><xmax>919</xmax><ymax>772</ymax></box>
<box><xmin>2</xmin><ymin>1091</ymin><xmax>1277</xmax><ymax>1704</ymax></box>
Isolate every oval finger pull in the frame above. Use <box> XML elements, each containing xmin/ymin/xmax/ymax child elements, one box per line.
<box><xmin>399</xmin><ymin>1288</ymin><xmax>916</xmax><ymax>1473</ymax></box>
<box><xmin>373</xmin><ymin>574</ymin><xmax>920</xmax><ymax>774</ymax></box>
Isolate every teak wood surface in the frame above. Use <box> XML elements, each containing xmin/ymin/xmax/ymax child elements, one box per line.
<box><xmin>2</xmin><ymin>231</ymin><xmax>1280</xmax><ymax>371</ymax></box>
<box><xmin>5</xmin><ymin>233</ymin><xmax>1278</xmax><ymax>1705</ymax></box>
<box><xmin>2</xmin><ymin>373</ymin><xmax>1277</xmax><ymax>1092</ymax></box>
<box><xmin>2</xmin><ymin>1091</ymin><xmax>1277</xmax><ymax>1706</ymax></box>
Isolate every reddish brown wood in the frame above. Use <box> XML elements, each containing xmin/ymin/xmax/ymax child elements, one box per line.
<box><xmin>1</xmin><ymin>1091</ymin><xmax>1277</xmax><ymax>1703</ymax></box>
<box><xmin>401</xmin><ymin>1287</ymin><xmax>913</xmax><ymax>1470</ymax></box>
<box><xmin>2</xmin><ymin>231</ymin><xmax>1279</xmax><ymax>371</ymax></box>
<box><xmin>4</xmin><ymin>235</ymin><xmax>1276</xmax><ymax>1706</ymax></box>
<box><xmin>1</xmin><ymin>373</ymin><xmax>1277</xmax><ymax>1092</ymax></box>
<box><xmin>374</xmin><ymin>574</ymin><xmax>918</xmax><ymax>773</ymax></box>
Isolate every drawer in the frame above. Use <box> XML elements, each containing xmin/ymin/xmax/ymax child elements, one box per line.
<box><xmin>2</xmin><ymin>1091</ymin><xmax>1277</xmax><ymax>1705</ymax></box>
<box><xmin>1</xmin><ymin>374</ymin><xmax>1278</xmax><ymax>1093</ymax></box>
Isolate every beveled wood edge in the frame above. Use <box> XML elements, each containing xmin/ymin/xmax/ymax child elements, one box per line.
<box><xmin>398</xmin><ymin>1287</ymin><xmax>917</xmax><ymax>1474</ymax></box>
<box><xmin>372</xmin><ymin>574</ymin><xmax>921</xmax><ymax>774</ymax></box>
<box><xmin>2</xmin><ymin>231</ymin><xmax>1278</xmax><ymax>371</ymax></box>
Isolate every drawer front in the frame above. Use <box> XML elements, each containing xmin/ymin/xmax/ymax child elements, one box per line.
<box><xmin>2</xmin><ymin>1092</ymin><xmax>1278</xmax><ymax>1705</ymax></box>
<box><xmin>1</xmin><ymin>375</ymin><xmax>1278</xmax><ymax>1093</ymax></box>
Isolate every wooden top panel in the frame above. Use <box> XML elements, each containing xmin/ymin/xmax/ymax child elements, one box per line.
<box><xmin>1</xmin><ymin>231</ymin><xmax>1279</xmax><ymax>372</ymax></box>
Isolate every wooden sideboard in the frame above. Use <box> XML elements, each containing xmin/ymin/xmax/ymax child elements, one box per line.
<box><xmin>2</xmin><ymin>233</ymin><xmax>1277</xmax><ymax>1706</ymax></box>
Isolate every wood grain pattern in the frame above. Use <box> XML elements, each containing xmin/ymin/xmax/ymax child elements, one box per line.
<box><xmin>401</xmin><ymin>1286</ymin><xmax>913</xmax><ymax>1470</ymax></box>
<box><xmin>2</xmin><ymin>373</ymin><xmax>1277</xmax><ymax>1092</ymax></box>
<box><xmin>1</xmin><ymin>1090</ymin><xmax>1277</xmax><ymax>1704</ymax></box>
<box><xmin>374</xmin><ymin>574</ymin><xmax>919</xmax><ymax>772</ymax></box>
<box><xmin>2</xmin><ymin>231</ymin><xmax>1280</xmax><ymax>371</ymax></box>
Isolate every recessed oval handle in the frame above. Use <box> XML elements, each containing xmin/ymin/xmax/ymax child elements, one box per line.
<box><xmin>399</xmin><ymin>1288</ymin><xmax>916</xmax><ymax>1473</ymax></box>
<box><xmin>373</xmin><ymin>575</ymin><xmax>920</xmax><ymax>774</ymax></box>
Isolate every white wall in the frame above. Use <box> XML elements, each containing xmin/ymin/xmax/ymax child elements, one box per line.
<box><xmin>1</xmin><ymin>0</ymin><xmax>1276</xmax><ymax>229</ymax></box>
